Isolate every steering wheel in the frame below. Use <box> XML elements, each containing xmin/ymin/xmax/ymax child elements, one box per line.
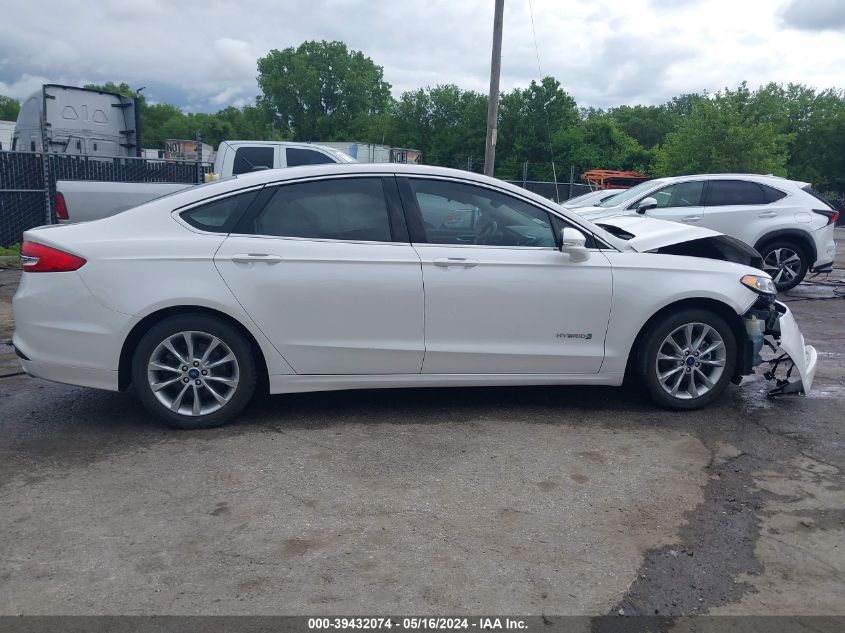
<box><xmin>474</xmin><ymin>219</ymin><xmax>499</xmax><ymax>245</ymax></box>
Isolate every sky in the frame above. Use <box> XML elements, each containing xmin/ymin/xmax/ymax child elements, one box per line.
<box><xmin>1</xmin><ymin>0</ymin><xmax>844</xmax><ymax>113</ymax></box>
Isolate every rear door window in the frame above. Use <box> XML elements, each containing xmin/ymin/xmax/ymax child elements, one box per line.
<box><xmin>180</xmin><ymin>190</ymin><xmax>260</xmax><ymax>233</ymax></box>
<box><xmin>706</xmin><ymin>180</ymin><xmax>769</xmax><ymax>206</ymax></box>
<box><xmin>232</xmin><ymin>146</ymin><xmax>275</xmax><ymax>175</ymax></box>
<box><xmin>249</xmin><ymin>177</ymin><xmax>393</xmax><ymax>242</ymax></box>
<box><xmin>285</xmin><ymin>148</ymin><xmax>337</xmax><ymax>166</ymax></box>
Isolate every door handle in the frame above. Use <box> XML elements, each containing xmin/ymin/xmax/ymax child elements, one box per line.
<box><xmin>758</xmin><ymin>211</ymin><xmax>778</xmax><ymax>218</ymax></box>
<box><xmin>433</xmin><ymin>257</ymin><xmax>479</xmax><ymax>268</ymax></box>
<box><xmin>231</xmin><ymin>253</ymin><xmax>283</xmax><ymax>264</ymax></box>
<box><xmin>683</xmin><ymin>216</ymin><xmax>702</xmax><ymax>223</ymax></box>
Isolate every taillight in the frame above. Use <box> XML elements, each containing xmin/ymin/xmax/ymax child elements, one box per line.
<box><xmin>812</xmin><ymin>208</ymin><xmax>839</xmax><ymax>225</ymax></box>
<box><xmin>54</xmin><ymin>191</ymin><xmax>68</xmax><ymax>221</ymax></box>
<box><xmin>20</xmin><ymin>241</ymin><xmax>86</xmax><ymax>273</ymax></box>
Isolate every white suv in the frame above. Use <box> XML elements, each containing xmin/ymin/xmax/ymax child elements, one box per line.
<box><xmin>575</xmin><ymin>174</ymin><xmax>838</xmax><ymax>291</ymax></box>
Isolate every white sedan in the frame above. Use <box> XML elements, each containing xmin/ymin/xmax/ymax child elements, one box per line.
<box><xmin>12</xmin><ymin>165</ymin><xmax>817</xmax><ymax>429</ymax></box>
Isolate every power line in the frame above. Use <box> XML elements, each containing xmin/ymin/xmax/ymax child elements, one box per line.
<box><xmin>527</xmin><ymin>0</ymin><xmax>560</xmax><ymax>200</ymax></box>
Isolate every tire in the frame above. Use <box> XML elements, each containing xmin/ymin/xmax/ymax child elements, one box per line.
<box><xmin>637</xmin><ymin>308</ymin><xmax>737</xmax><ymax>410</ymax></box>
<box><xmin>759</xmin><ymin>240</ymin><xmax>809</xmax><ymax>291</ymax></box>
<box><xmin>132</xmin><ymin>314</ymin><xmax>256</xmax><ymax>429</ymax></box>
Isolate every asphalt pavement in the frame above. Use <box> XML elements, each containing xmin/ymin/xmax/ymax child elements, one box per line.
<box><xmin>1</xmin><ymin>234</ymin><xmax>843</xmax><ymax>616</ymax></box>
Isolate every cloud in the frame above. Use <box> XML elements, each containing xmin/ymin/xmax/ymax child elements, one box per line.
<box><xmin>0</xmin><ymin>74</ymin><xmax>89</xmax><ymax>100</ymax></box>
<box><xmin>649</xmin><ymin>0</ymin><xmax>700</xmax><ymax>8</ymax></box>
<box><xmin>780</xmin><ymin>0</ymin><xmax>845</xmax><ymax>31</ymax></box>
<box><xmin>210</xmin><ymin>86</ymin><xmax>245</xmax><ymax>105</ymax></box>
<box><xmin>1</xmin><ymin>0</ymin><xmax>844</xmax><ymax>114</ymax></box>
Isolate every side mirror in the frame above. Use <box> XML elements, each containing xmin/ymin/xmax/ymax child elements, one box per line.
<box><xmin>637</xmin><ymin>197</ymin><xmax>658</xmax><ymax>214</ymax></box>
<box><xmin>560</xmin><ymin>227</ymin><xmax>590</xmax><ymax>262</ymax></box>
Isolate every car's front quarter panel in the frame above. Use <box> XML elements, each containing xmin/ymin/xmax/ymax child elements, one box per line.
<box><xmin>600</xmin><ymin>252</ymin><xmax>759</xmax><ymax>374</ymax></box>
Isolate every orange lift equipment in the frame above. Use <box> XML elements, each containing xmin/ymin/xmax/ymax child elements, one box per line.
<box><xmin>581</xmin><ymin>170</ymin><xmax>650</xmax><ymax>190</ymax></box>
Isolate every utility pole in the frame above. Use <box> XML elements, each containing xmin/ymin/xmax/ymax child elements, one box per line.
<box><xmin>484</xmin><ymin>0</ymin><xmax>504</xmax><ymax>177</ymax></box>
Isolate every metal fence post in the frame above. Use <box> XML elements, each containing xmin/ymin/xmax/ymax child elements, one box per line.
<box><xmin>196</xmin><ymin>130</ymin><xmax>203</xmax><ymax>184</ymax></box>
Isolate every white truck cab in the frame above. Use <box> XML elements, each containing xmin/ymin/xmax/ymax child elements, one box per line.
<box><xmin>210</xmin><ymin>141</ymin><xmax>355</xmax><ymax>180</ymax></box>
<box><xmin>56</xmin><ymin>141</ymin><xmax>356</xmax><ymax>223</ymax></box>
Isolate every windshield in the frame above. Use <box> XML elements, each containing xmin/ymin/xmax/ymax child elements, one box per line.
<box><xmin>597</xmin><ymin>178</ymin><xmax>665</xmax><ymax>207</ymax></box>
<box><xmin>565</xmin><ymin>190</ymin><xmax>604</xmax><ymax>205</ymax></box>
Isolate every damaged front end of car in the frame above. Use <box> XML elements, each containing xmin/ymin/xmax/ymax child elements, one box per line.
<box><xmin>737</xmin><ymin>293</ymin><xmax>818</xmax><ymax>396</ymax></box>
<box><xmin>594</xmin><ymin>215</ymin><xmax>818</xmax><ymax>396</ymax></box>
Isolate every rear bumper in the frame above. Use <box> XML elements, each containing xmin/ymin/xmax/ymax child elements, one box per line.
<box><xmin>12</xmin><ymin>270</ymin><xmax>132</xmax><ymax>391</ymax></box>
<box><xmin>811</xmin><ymin>260</ymin><xmax>833</xmax><ymax>273</ymax></box>
<box><xmin>16</xmin><ymin>353</ymin><xmax>119</xmax><ymax>391</ymax></box>
<box><xmin>812</xmin><ymin>224</ymin><xmax>836</xmax><ymax>268</ymax></box>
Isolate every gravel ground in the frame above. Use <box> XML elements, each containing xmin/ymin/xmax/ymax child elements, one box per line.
<box><xmin>0</xmin><ymin>233</ymin><xmax>843</xmax><ymax>616</ymax></box>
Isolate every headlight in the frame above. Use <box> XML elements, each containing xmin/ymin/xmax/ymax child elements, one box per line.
<box><xmin>741</xmin><ymin>274</ymin><xmax>776</xmax><ymax>295</ymax></box>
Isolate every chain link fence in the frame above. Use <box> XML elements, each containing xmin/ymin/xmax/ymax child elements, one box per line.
<box><xmin>506</xmin><ymin>180</ymin><xmax>593</xmax><ymax>203</ymax></box>
<box><xmin>0</xmin><ymin>151</ymin><xmax>212</xmax><ymax>247</ymax></box>
<box><xmin>0</xmin><ymin>152</ymin><xmax>47</xmax><ymax>249</ymax></box>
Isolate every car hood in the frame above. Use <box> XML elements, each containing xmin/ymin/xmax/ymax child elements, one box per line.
<box><xmin>574</xmin><ymin>205</ymin><xmax>631</xmax><ymax>221</ymax></box>
<box><xmin>591</xmin><ymin>215</ymin><xmax>720</xmax><ymax>252</ymax></box>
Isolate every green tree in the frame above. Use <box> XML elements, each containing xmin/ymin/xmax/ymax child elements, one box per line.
<box><xmin>655</xmin><ymin>88</ymin><xmax>788</xmax><ymax>176</ymax></box>
<box><xmin>387</xmin><ymin>85</ymin><xmax>487</xmax><ymax>169</ymax></box>
<box><xmin>608</xmin><ymin>104</ymin><xmax>675</xmax><ymax>149</ymax></box>
<box><xmin>257</xmin><ymin>40</ymin><xmax>392</xmax><ymax>141</ymax></box>
<box><xmin>788</xmin><ymin>89</ymin><xmax>845</xmax><ymax>192</ymax></box>
<box><xmin>83</xmin><ymin>81</ymin><xmax>140</xmax><ymax>101</ymax></box>
<box><xmin>390</xmin><ymin>88</ymin><xmax>434</xmax><ymax>158</ymax></box>
<box><xmin>140</xmin><ymin>102</ymin><xmax>187</xmax><ymax>148</ymax></box>
<box><xmin>555</xmin><ymin>116</ymin><xmax>652</xmax><ymax>174</ymax></box>
<box><xmin>0</xmin><ymin>95</ymin><xmax>20</xmax><ymax>121</ymax></box>
<box><xmin>497</xmin><ymin>77</ymin><xmax>579</xmax><ymax>180</ymax></box>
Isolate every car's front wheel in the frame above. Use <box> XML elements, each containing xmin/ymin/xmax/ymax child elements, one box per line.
<box><xmin>760</xmin><ymin>240</ymin><xmax>808</xmax><ymax>291</ymax></box>
<box><xmin>132</xmin><ymin>314</ymin><xmax>256</xmax><ymax>429</ymax></box>
<box><xmin>637</xmin><ymin>309</ymin><xmax>737</xmax><ymax>410</ymax></box>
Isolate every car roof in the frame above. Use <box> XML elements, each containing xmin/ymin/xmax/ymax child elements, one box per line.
<box><xmin>660</xmin><ymin>173</ymin><xmax>808</xmax><ymax>188</ymax></box>
<box><xmin>193</xmin><ymin>163</ymin><xmax>565</xmax><ymax>208</ymax></box>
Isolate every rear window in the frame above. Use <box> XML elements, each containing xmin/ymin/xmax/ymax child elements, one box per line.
<box><xmin>180</xmin><ymin>190</ymin><xmax>260</xmax><ymax>233</ymax></box>
<box><xmin>232</xmin><ymin>146</ymin><xmax>275</xmax><ymax>175</ymax></box>
<box><xmin>286</xmin><ymin>148</ymin><xmax>337</xmax><ymax>166</ymax></box>
<box><xmin>761</xmin><ymin>184</ymin><xmax>787</xmax><ymax>203</ymax></box>
<box><xmin>801</xmin><ymin>185</ymin><xmax>833</xmax><ymax>210</ymax></box>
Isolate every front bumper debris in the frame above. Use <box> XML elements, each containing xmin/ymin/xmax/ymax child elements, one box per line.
<box><xmin>764</xmin><ymin>301</ymin><xmax>818</xmax><ymax>396</ymax></box>
<box><xmin>743</xmin><ymin>299</ymin><xmax>817</xmax><ymax>396</ymax></box>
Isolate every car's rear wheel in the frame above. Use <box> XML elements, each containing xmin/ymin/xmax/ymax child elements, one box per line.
<box><xmin>132</xmin><ymin>315</ymin><xmax>256</xmax><ymax>429</ymax></box>
<box><xmin>760</xmin><ymin>240</ymin><xmax>808</xmax><ymax>291</ymax></box>
<box><xmin>638</xmin><ymin>309</ymin><xmax>737</xmax><ymax>410</ymax></box>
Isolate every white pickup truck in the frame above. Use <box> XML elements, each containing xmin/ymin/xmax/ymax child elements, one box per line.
<box><xmin>56</xmin><ymin>141</ymin><xmax>355</xmax><ymax>222</ymax></box>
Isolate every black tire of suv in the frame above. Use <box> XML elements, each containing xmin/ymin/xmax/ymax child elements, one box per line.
<box><xmin>132</xmin><ymin>314</ymin><xmax>256</xmax><ymax>429</ymax></box>
<box><xmin>759</xmin><ymin>240</ymin><xmax>809</xmax><ymax>292</ymax></box>
<box><xmin>637</xmin><ymin>308</ymin><xmax>737</xmax><ymax>410</ymax></box>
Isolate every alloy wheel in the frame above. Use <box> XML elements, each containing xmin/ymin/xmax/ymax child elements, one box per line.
<box><xmin>762</xmin><ymin>247</ymin><xmax>802</xmax><ymax>286</ymax></box>
<box><xmin>147</xmin><ymin>330</ymin><xmax>240</xmax><ymax>416</ymax></box>
<box><xmin>655</xmin><ymin>322</ymin><xmax>726</xmax><ymax>400</ymax></box>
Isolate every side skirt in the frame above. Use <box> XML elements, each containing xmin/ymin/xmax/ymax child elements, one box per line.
<box><xmin>268</xmin><ymin>372</ymin><xmax>625</xmax><ymax>395</ymax></box>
